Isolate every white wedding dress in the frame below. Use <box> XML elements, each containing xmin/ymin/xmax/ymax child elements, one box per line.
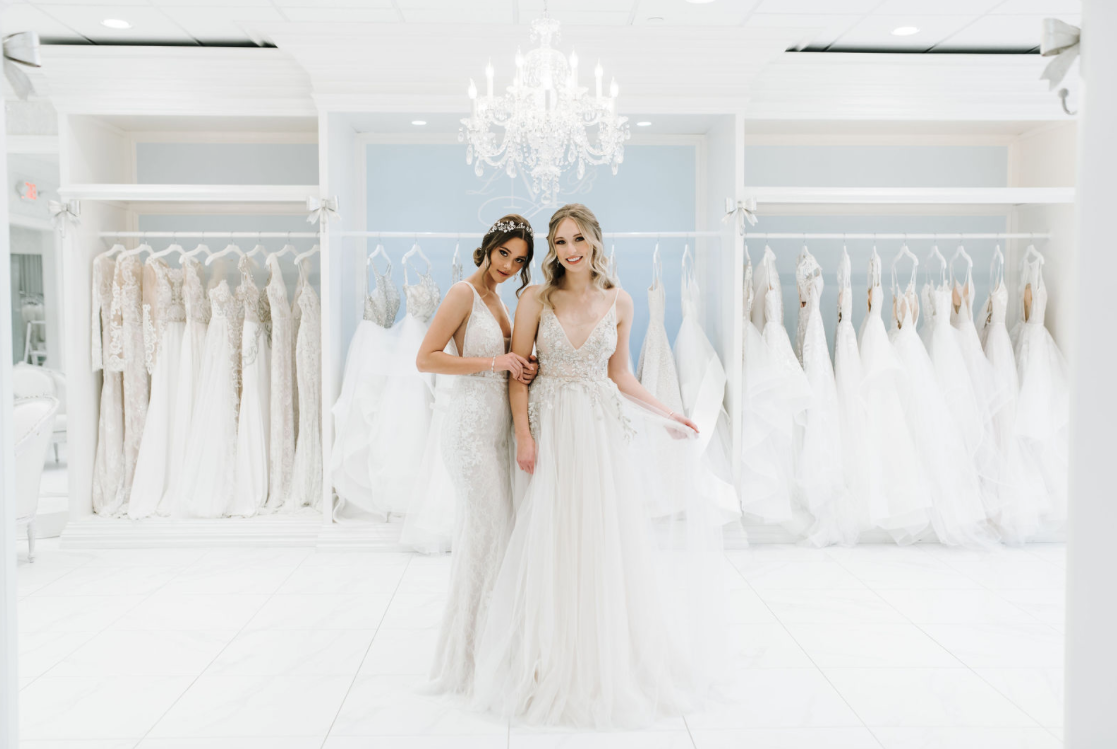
<box><xmin>289</xmin><ymin>257</ymin><xmax>323</xmax><ymax>510</ymax></box>
<box><xmin>331</xmin><ymin>257</ymin><xmax>400</xmax><ymax>515</ymax></box>
<box><xmin>794</xmin><ymin>251</ymin><xmax>858</xmax><ymax>546</ymax></box>
<box><xmin>857</xmin><ymin>250</ymin><xmax>929</xmax><ymax>542</ymax></box>
<box><xmin>116</xmin><ymin>254</ymin><xmax>150</xmax><ymax>510</ymax></box>
<box><xmin>265</xmin><ymin>254</ymin><xmax>295</xmax><ymax>511</ymax></box>
<box><xmin>129</xmin><ymin>258</ymin><xmax>186</xmax><ymax>518</ymax></box>
<box><xmin>832</xmin><ymin>249</ymin><xmax>870</xmax><ymax>530</ymax></box>
<box><xmin>636</xmin><ymin>272</ymin><xmax>684</xmax><ymax>414</ymax></box>
<box><xmin>91</xmin><ymin>252</ymin><xmax>126</xmax><ymax>515</ymax></box>
<box><xmin>890</xmin><ymin>270</ymin><xmax>993</xmax><ymax>547</ymax></box>
<box><xmin>473</xmin><ymin>290</ymin><xmax>728</xmax><ymax>728</ymax></box>
<box><xmin>176</xmin><ymin>275</ymin><xmax>244</xmax><ymax>518</ymax></box>
<box><xmin>231</xmin><ymin>257</ymin><xmax>272</xmax><ymax>517</ymax></box>
<box><xmin>428</xmin><ymin>281</ymin><xmax>514</xmax><ymax>695</ymax></box>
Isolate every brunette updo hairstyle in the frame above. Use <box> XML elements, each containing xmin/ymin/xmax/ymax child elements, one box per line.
<box><xmin>475</xmin><ymin>213</ymin><xmax>535</xmax><ymax>296</ymax></box>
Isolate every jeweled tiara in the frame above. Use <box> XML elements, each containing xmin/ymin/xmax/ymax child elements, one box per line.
<box><xmin>487</xmin><ymin>219</ymin><xmax>534</xmax><ymax>237</ymax></box>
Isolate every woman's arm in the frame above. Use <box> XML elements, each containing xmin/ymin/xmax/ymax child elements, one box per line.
<box><xmin>608</xmin><ymin>289</ymin><xmax>699</xmax><ymax>433</ymax></box>
<box><xmin>416</xmin><ymin>283</ymin><xmax>530</xmax><ymax>380</ymax></box>
<box><xmin>510</xmin><ymin>286</ymin><xmax>544</xmax><ymax>473</ymax></box>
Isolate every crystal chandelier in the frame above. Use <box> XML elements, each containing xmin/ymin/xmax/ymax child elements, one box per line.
<box><xmin>459</xmin><ymin>14</ymin><xmax>630</xmax><ymax>204</ymax></box>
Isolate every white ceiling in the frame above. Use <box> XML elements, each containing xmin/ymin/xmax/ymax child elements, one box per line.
<box><xmin>1</xmin><ymin>0</ymin><xmax>1082</xmax><ymax>52</ymax></box>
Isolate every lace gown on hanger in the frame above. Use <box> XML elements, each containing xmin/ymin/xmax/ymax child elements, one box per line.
<box><xmin>473</xmin><ymin>291</ymin><xmax>728</xmax><ymax>728</ymax></box>
<box><xmin>176</xmin><ymin>277</ymin><xmax>244</xmax><ymax>518</ymax></box>
<box><xmin>794</xmin><ymin>252</ymin><xmax>857</xmax><ymax>546</ymax></box>
<box><xmin>265</xmin><ymin>254</ymin><xmax>295</xmax><ymax>511</ymax></box>
<box><xmin>856</xmin><ymin>252</ymin><xmax>929</xmax><ymax>542</ymax></box>
<box><xmin>890</xmin><ymin>276</ymin><xmax>992</xmax><ymax>547</ymax></box>
<box><xmin>116</xmin><ymin>254</ymin><xmax>150</xmax><ymax>508</ymax></box>
<box><xmin>1011</xmin><ymin>256</ymin><xmax>1069</xmax><ymax>530</ymax></box>
<box><xmin>290</xmin><ymin>258</ymin><xmax>323</xmax><ymax>510</ymax></box>
<box><xmin>232</xmin><ymin>257</ymin><xmax>272</xmax><ymax>517</ymax></box>
<box><xmin>636</xmin><ymin>280</ymin><xmax>684</xmax><ymax>414</ymax></box>
<box><xmin>832</xmin><ymin>250</ymin><xmax>870</xmax><ymax>530</ymax></box>
<box><xmin>92</xmin><ymin>253</ymin><xmax>125</xmax><ymax>515</ymax></box>
<box><xmin>331</xmin><ymin>259</ymin><xmax>400</xmax><ymax>514</ymax></box>
<box><xmin>367</xmin><ymin>265</ymin><xmax>440</xmax><ymax>517</ymax></box>
<box><xmin>980</xmin><ymin>280</ymin><xmax>1048</xmax><ymax>542</ymax></box>
<box><xmin>428</xmin><ymin>281</ymin><xmax>514</xmax><ymax>695</ymax></box>
<box><xmin>129</xmin><ymin>258</ymin><xmax>186</xmax><ymax>518</ymax></box>
<box><xmin>164</xmin><ymin>258</ymin><xmax>210</xmax><ymax>515</ymax></box>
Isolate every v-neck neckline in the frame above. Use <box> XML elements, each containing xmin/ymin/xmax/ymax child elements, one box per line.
<box><xmin>466</xmin><ymin>282</ymin><xmax>511</xmax><ymax>339</ymax></box>
<box><xmin>550</xmin><ymin>292</ymin><xmax>616</xmax><ymax>351</ymax></box>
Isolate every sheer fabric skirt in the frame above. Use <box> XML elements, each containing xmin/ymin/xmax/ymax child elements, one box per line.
<box><xmin>130</xmin><ymin>320</ymin><xmax>185</xmax><ymax>518</ymax></box>
<box><xmin>472</xmin><ymin>378</ymin><xmax>727</xmax><ymax>728</ymax></box>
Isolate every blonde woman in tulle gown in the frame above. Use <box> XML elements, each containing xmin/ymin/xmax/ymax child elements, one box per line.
<box><xmin>472</xmin><ymin>204</ymin><xmax>732</xmax><ymax>728</ymax></box>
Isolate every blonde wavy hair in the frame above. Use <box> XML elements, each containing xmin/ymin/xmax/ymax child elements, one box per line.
<box><xmin>538</xmin><ymin>203</ymin><xmax>615</xmax><ymax>309</ymax></box>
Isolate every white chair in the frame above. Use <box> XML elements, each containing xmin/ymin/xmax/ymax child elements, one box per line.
<box><xmin>11</xmin><ymin>362</ymin><xmax>54</xmax><ymax>400</ymax></box>
<box><xmin>13</xmin><ymin>396</ymin><xmax>59</xmax><ymax>563</ymax></box>
<box><xmin>44</xmin><ymin>368</ymin><xmax>67</xmax><ymax>463</ymax></box>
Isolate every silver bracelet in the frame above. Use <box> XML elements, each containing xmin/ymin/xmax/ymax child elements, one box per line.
<box><xmin>491</xmin><ymin>356</ymin><xmax>496</xmax><ymax>373</ymax></box>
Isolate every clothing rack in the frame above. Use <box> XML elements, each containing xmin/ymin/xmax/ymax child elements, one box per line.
<box><xmin>97</xmin><ymin>231</ymin><xmax>321</xmax><ymax>239</ymax></box>
<box><xmin>740</xmin><ymin>232</ymin><xmax>1050</xmax><ymax>240</ymax></box>
<box><xmin>338</xmin><ymin>231</ymin><xmax>724</xmax><ymax>239</ymax></box>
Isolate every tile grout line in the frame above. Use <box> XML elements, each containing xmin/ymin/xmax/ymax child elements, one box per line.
<box><xmin>318</xmin><ymin>553</ymin><xmax>415</xmax><ymax>749</ymax></box>
<box><xmin>681</xmin><ymin>713</ymin><xmax>698</xmax><ymax>749</ymax></box>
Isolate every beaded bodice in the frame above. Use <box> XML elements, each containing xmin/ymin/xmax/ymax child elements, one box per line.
<box><xmin>1021</xmin><ymin>257</ymin><xmax>1048</xmax><ymax>324</ymax></box>
<box><xmin>987</xmin><ymin>281</ymin><xmax>1009</xmax><ymax>326</ymax></box>
<box><xmin>951</xmin><ymin>277</ymin><xmax>976</xmax><ymax>325</ymax></box>
<box><xmin>648</xmin><ymin>282</ymin><xmax>667</xmax><ymax>326</ymax></box>
<box><xmin>265</xmin><ymin>254</ymin><xmax>291</xmax><ymax>325</ymax></box>
<box><xmin>837</xmin><ymin>251</ymin><xmax>853</xmax><ymax>325</ymax></box>
<box><xmin>796</xmin><ymin>252</ymin><xmax>824</xmax><ymax>355</ymax></box>
<box><xmin>536</xmin><ymin>296</ymin><xmax>618</xmax><ymax>383</ymax></box>
<box><xmin>892</xmin><ymin>283</ymin><xmax>919</xmax><ymax>331</ymax></box>
<box><xmin>365</xmin><ymin>263</ymin><xmax>401</xmax><ymax>328</ymax></box>
<box><xmin>742</xmin><ymin>260</ymin><xmax>755</xmax><ymax>322</ymax></box>
<box><xmin>866</xmin><ymin>253</ymin><xmax>884</xmax><ymax>319</ymax></box>
<box><xmin>404</xmin><ymin>271</ymin><xmax>440</xmax><ymax>323</ymax></box>
<box><xmin>182</xmin><ymin>258</ymin><xmax>211</xmax><ymax>325</ymax></box>
<box><xmin>149</xmin><ymin>259</ymin><xmax>186</xmax><ymax>324</ymax></box>
<box><xmin>928</xmin><ymin>283</ymin><xmax>953</xmax><ymax>331</ymax></box>
<box><xmin>460</xmin><ymin>283</ymin><xmax>509</xmax><ymax>381</ymax></box>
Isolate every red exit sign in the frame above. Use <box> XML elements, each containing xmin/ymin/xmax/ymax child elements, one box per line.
<box><xmin>16</xmin><ymin>181</ymin><xmax>38</xmax><ymax>201</ymax></box>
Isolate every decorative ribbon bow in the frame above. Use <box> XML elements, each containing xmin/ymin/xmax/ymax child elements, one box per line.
<box><xmin>723</xmin><ymin>197</ymin><xmax>758</xmax><ymax>235</ymax></box>
<box><xmin>307</xmin><ymin>195</ymin><xmax>340</xmax><ymax>225</ymax></box>
<box><xmin>3</xmin><ymin>31</ymin><xmax>41</xmax><ymax>101</ymax></box>
<box><xmin>1040</xmin><ymin>18</ymin><xmax>1079</xmax><ymax>115</ymax></box>
<box><xmin>49</xmin><ymin>199</ymin><xmax>81</xmax><ymax>236</ymax></box>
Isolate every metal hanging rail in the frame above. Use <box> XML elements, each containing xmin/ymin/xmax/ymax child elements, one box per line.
<box><xmin>337</xmin><ymin>230</ymin><xmax>725</xmax><ymax>239</ymax></box>
<box><xmin>741</xmin><ymin>232</ymin><xmax>1050</xmax><ymax>240</ymax></box>
<box><xmin>98</xmin><ymin>231</ymin><xmax>320</xmax><ymax>239</ymax></box>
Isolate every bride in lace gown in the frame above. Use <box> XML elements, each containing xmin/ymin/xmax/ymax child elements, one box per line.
<box><xmin>414</xmin><ymin>216</ymin><xmax>536</xmax><ymax>695</ymax></box>
<box><xmin>473</xmin><ymin>204</ymin><xmax>729</xmax><ymax>728</ymax></box>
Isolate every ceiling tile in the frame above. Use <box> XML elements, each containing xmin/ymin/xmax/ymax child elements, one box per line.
<box><xmin>272</xmin><ymin>0</ymin><xmax>395</xmax><ymax>6</ymax></box>
<box><xmin>934</xmin><ymin>13</ymin><xmax>1078</xmax><ymax>50</ymax></box>
<box><xmin>753</xmin><ymin>0</ymin><xmax>879</xmax><ymax>13</ymax></box>
<box><xmin>34</xmin><ymin>5</ymin><xmax>197</xmax><ymax>43</ymax></box>
<box><xmin>989</xmin><ymin>0</ymin><xmax>1081</xmax><ymax>13</ymax></box>
<box><xmin>516</xmin><ymin>6</ymin><xmax>632</xmax><ymax>25</ymax></box>
<box><xmin>394</xmin><ymin>0</ymin><xmax>511</xmax><ymax>8</ymax></box>
<box><xmin>1</xmin><ymin>3</ymin><xmax>87</xmax><ymax>40</ymax></box>
<box><xmin>149</xmin><ymin>0</ymin><xmax>275</xmax><ymax>6</ymax></box>
<box><xmin>400</xmin><ymin>7</ymin><xmax>511</xmax><ymax>23</ymax></box>
<box><xmin>828</xmin><ymin>14</ymin><xmax>979</xmax><ymax>51</ymax></box>
<box><xmin>634</xmin><ymin>0</ymin><xmax>759</xmax><ymax>26</ymax></box>
<box><xmin>874</xmin><ymin>0</ymin><xmax>1002</xmax><ymax>13</ymax></box>
<box><xmin>29</xmin><ymin>0</ymin><xmax>148</xmax><ymax>5</ymax></box>
<box><xmin>279</xmin><ymin>7</ymin><xmax>401</xmax><ymax>22</ymax></box>
<box><xmin>520</xmin><ymin>0</ymin><xmax>635</xmax><ymax>11</ymax></box>
<box><xmin>744</xmin><ymin>13</ymin><xmax>857</xmax><ymax>49</ymax></box>
<box><xmin>158</xmin><ymin>6</ymin><xmax>286</xmax><ymax>43</ymax></box>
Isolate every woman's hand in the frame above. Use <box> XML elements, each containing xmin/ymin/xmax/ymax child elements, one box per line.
<box><xmin>516</xmin><ymin>434</ymin><xmax>536</xmax><ymax>474</ymax></box>
<box><xmin>494</xmin><ymin>352</ymin><xmax>532</xmax><ymax>382</ymax></box>
<box><xmin>667</xmin><ymin>411</ymin><xmax>700</xmax><ymax>439</ymax></box>
<box><xmin>519</xmin><ymin>355</ymin><xmax>540</xmax><ymax>386</ymax></box>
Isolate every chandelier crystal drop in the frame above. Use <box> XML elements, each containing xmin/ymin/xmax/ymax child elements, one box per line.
<box><xmin>459</xmin><ymin>15</ymin><xmax>630</xmax><ymax>204</ymax></box>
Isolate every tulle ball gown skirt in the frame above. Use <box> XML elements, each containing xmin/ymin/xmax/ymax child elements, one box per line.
<box><xmin>472</xmin><ymin>378</ymin><xmax>723</xmax><ymax>729</ymax></box>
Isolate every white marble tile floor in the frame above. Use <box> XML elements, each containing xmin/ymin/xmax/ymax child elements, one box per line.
<box><xmin>17</xmin><ymin>540</ymin><xmax>1066</xmax><ymax>749</ymax></box>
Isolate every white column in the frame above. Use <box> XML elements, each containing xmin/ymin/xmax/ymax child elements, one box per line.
<box><xmin>1066</xmin><ymin>2</ymin><xmax>1117</xmax><ymax>746</ymax></box>
<box><xmin>0</xmin><ymin>18</ymin><xmax>21</xmax><ymax>749</ymax></box>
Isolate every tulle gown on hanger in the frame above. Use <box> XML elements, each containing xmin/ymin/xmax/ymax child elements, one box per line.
<box><xmin>232</xmin><ymin>256</ymin><xmax>272</xmax><ymax>517</ymax></box>
<box><xmin>636</xmin><ymin>257</ymin><xmax>684</xmax><ymax>414</ymax></box>
<box><xmin>794</xmin><ymin>251</ymin><xmax>858</xmax><ymax>546</ymax></box>
<box><xmin>889</xmin><ymin>265</ymin><xmax>993</xmax><ymax>547</ymax></box>
<box><xmin>129</xmin><ymin>258</ymin><xmax>186</xmax><ymax>518</ymax></box>
<box><xmin>331</xmin><ymin>254</ymin><xmax>400</xmax><ymax>514</ymax></box>
<box><xmin>367</xmin><ymin>257</ymin><xmax>440</xmax><ymax>517</ymax></box>
<box><xmin>290</xmin><ymin>257</ymin><xmax>323</xmax><ymax>510</ymax></box>
<box><xmin>857</xmin><ymin>250</ymin><xmax>929</xmax><ymax>542</ymax></box>
<box><xmin>92</xmin><ymin>252</ymin><xmax>125</xmax><ymax>515</ymax></box>
<box><xmin>473</xmin><ymin>290</ymin><xmax>729</xmax><ymax>728</ymax></box>
<box><xmin>265</xmin><ymin>254</ymin><xmax>295</xmax><ymax>511</ymax></box>
<box><xmin>832</xmin><ymin>249</ymin><xmax>870</xmax><ymax>529</ymax></box>
<box><xmin>1011</xmin><ymin>253</ymin><xmax>1069</xmax><ymax>531</ymax></box>
<box><xmin>176</xmin><ymin>275</ymin><xmax>244</xmax><ymax>518</ymax></box>
<box><xmin>428</xmin><ymin>280</ymin><xmax>514</xmax><ymax>695</ymax></box>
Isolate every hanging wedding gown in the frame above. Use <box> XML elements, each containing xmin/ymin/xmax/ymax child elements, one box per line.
<box><xmin>288</xmin><ymin>257</ymin><xmax>323</xmax><ymax>510</ymax></box>
<box><xmin>979</xmin><ymin>279</ymin><xmax>1048</xmax><ymax>542</ymax></box>
<box><xmin>428</xmin><ymin>281</ymin><xmax>514</xmax><ymax>696</ymax></box>
<box><xmin>265</xmin><ymin>254</ymin><xmax>295</xmax><ymax>511</ymax></box>
<box><xmin>176</xmin><ymin>276</ymin><xmax>243</xmax><ymax>518</ymax></box>
<box><xmin>1011</xmin><ymin>254</ymin><xmax>1069</xmax><ymax>531</ymax></box>
<box><xmin>832</xmin><ymin>249</ymin><xmax>870</xmax><ymax>530</ymax></box>
<box><xmin>857</xmin><ymin>250</ymin><xmax>929</xmax><ymax>542</ymax></box>
<box><xmin>794</xmin><ymin>251</ymin><xmax>858</xmax><ymax>546</ymax></box>
<box><xmin>472</xmin><ymin>291</ymin><xmax>728</xmax><ymax>728</ymax></box>
<box><xmin>367</xmin><ymin>261</ymin><xmax>440</xmax><ymax>517</ymax></box>
<box><xmin>92</xmin><ymin>252</ymin><xmax>125</xmax><ymax>515</ymax></box>
<box><xmin>737</xmin><ymin>253</ymin><xmax>787</xmax><ymax>522</ymax></box>
<box><xmin>636</xmin><ymin>268</ymin><xmax>684</xmax><ymax>414</ymax></box>
<box><xmin>331</xmin><ymin>257</ymin><xmax>400</xmax><ymax>514</ymax></box>
<box><xmin>129</xmin><ymin>258</ymin><xmax>185</xmax><ymax>518</ymax></box>
<box><xmin>231</xmin><ymin>257</ymin><xmax>272</xmax><ymax>517</ymax></box>
<box><xmin>164</xmin><ymin>257</ymin><xmax>209</xmax><ymax>515</ymax></box>
<box><xmin>889</xmin><ymin>269</ymin><xmax>993</xmax><ymax>547</ymax></box>
<box><xmin>753</xmin><ymin>247</ymin><xmax>811</xmax><ymax>531</ymax></box>
<box><xmin>116</xmin><ymin>254</ymin><xmax>150</xmax><ymax>509</ymax></box>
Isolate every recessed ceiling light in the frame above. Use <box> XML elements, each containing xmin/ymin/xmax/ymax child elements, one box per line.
<box><xmin>646</xmin><ymin>16</ymin><xmax>665</xmax><ymax>23</ymax></box>
<box><xmin>891</xmin><ymin>26</ymin><xmax>920</xmax><ymax>37</ymax></box>
<box><xmin>411</xmin><ymin>120</ymin><xmax>427</xmax><ymax>126</ymax></box>
<box><xmin>101</xmin><ymin>18</ymin><xmax>132</xmax><ymax>29</ymax></box>
<box><xmin>636</xmin><ymin>121</ymin><xmax>652</xmax><ymax>127</ymax></box>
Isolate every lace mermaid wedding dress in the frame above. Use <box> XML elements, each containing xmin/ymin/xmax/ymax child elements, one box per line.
<box><xmin>92</xmin><ymin>252</ymin><xmax>125</xmax><ymax>515</ymax></box>
<box><xmin>428</xmin><ymin>281</ymin><xmax>514</xmax><ymax>696</ymax></box>
<box><xmin>473</xmin><ymin>291</ymin><xmax>728</xmax><ymax>728</ymax></box>
<box><xmin>265</xmin><ymin>254</ymin><xmax>295</xmax><ymax>511</ymax></box>
<box><xmin>116</xmin><ymin>254</ymin><xmax>150</xmax><ymax>510</ymax></box>
<box><xmin>290</xmin><ymin>258</ymin><xmax>323</xmax><ymax>510</ymax></box>
<box><xmin>231</xmin><ymin>257</ymin><xmax>272</xmax><ymax>517</ymax></box>
<box><xmin>129</xmin><ymin>258</ymin><xmax>186</xmax><ymax>518</ymax></box>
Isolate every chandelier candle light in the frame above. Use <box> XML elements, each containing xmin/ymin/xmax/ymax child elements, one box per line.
<box><xmin>459</xmin><ymin>15</ymin><xmax>630</xmax><ymax>204</ymax></box>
